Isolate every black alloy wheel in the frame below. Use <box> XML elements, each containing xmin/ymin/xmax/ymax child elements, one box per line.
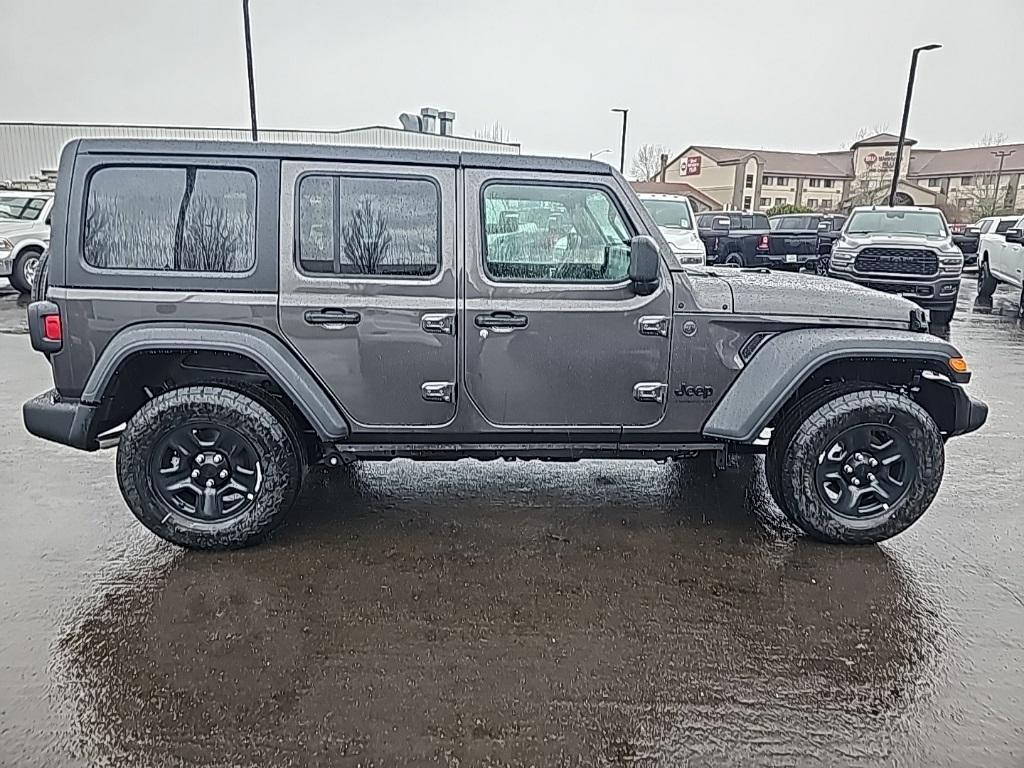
<box><xmin>150</xmin><ymin>422</ymin><xmax>261</xmax><ymax>523</ymax></box>
<box><xmin>813</xmin><ymin>424</ymin><xmax>916</xmax><ymax>525</ymax></box>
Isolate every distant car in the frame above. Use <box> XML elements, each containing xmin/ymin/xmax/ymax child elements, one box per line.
<box><xmin>977</xmin><ymin>214</ymin><xmax>1024</xmax><ymax>305</ymax></box>
<box><xmin>695</xmin><ymin>210</ymin><xmax>771</xmax><ymax>266</ymax></box>
<box><xmin>828</xmin><ymin>206</ymin><xmax>963</xmax><ymax>326</ymax></box>
<box><xmin>637</xmin><ymin>193</ymin><xmax>706</xmax><ymax>266</ymax></box>
<box><xmin>767</xmin><ymin>213</ymin><xmax>846</xmax><ymax>273</ymax></box>
<box><xmin>0</xmin><ymin>191</ymin><xmax>53</xmax><ymax>293</ymax></box>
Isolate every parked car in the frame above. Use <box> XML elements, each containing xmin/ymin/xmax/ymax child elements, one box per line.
<box><xmin>695</xmin><ymin>210</ymin><xmax>771</xmax><ymax>266</ymax></box>
<box><xmin>828</xmin><ymin>206</ymin><xmax>964</xmax><ymax>326</ymax></box>
<box><xmin>23</xmin><ymin>139</ymin><xmax>986</xmax><ymax>550</ymax></box>
<box><xmin>0</xmin><ymin>191</ymin><xmax>52</xmax><ymax>293</ymax></box>
<box><xmin>977</xmin><ymin>214</ymin><xmax>1024</xmax><ymax>305</ymax></box>
<box><xmin>637</xmin><ymin>193</ymin><xmax>706</xmax><ymax>266</ymax></box>
<box><xmin>950</xmin><ymin>222</ymin><xmax>981</xmax><ymax>268</ymax></box>
<box><xmin>767</xmin><ymin>213</ymin><xmax>846</xmax><ymax>273</ymax></box>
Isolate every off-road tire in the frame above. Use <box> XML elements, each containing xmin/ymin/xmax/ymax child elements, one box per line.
<box><xmin>30</xmin><ymin>249</ymin><xmax>50</xmax><ymax>303</ymax></box>
<box><xmin>767</xmin><ymin>389</ymin><xmax>944</xmax><ymax>545</ymax></box>
<box><xmin>9</xmin><ymin>247</ymin><xmax>42</xmax><ymax>294</ymax></box>
<box><xmin>117</xmin><ymin>386</ymin><xmax>303</xmax><ymax>549</ymax></box>
<box><xmin>977</xmin><ymin>257</ymin><xmax>998</xmax><ymax>299</ymax></box>
<box><xmin>765</xmin><ymin>382</ymin><xmax>867</xmax><ymax>511</ymax></box>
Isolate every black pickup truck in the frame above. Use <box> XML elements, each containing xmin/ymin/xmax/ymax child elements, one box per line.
<box><xmin>767</xmin><ymin>213</ymin><xmax>847</xmax><ymax>273</ymax></box>
<box><xmin>950</xmin><ymin>223</ymin><xmax>981</xmax><ymax>268</ymax></box>
<box><xmin>695</xmin><ymin>211</ymin><xmax>771</xmax><ymax>266</ymax></box>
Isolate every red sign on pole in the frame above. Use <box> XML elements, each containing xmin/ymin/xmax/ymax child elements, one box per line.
<box><xmin>684</xmin><ymin>156</ymin><xmax>701</xmax><ymax>176</ymax></box>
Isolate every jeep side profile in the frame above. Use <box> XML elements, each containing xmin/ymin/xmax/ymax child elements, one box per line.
<box><xmin>23</xmin><ymin>139</ymin><xmax>988</xmax><ymax>550</ymax></box>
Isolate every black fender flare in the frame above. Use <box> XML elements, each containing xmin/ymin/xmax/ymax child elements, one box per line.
<box><xmin>702</xmin><ymin>327</ymin><xmax>967</xmax><ymax>443</ymax></box>
<box><xmin>80</xmin><ymin>323</ymin><xmax>349</xmax><ymax>440</ymax></box>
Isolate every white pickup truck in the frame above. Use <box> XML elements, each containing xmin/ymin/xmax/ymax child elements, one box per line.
<box><xmin>0</xmin><ymin>191</ymin><xmax>53</xmax><ymax>293</ymax></box>
<box><xmin>977</xmin><ymin>214</ymin><xmax>1024</xmax><ymax>305</ymax></box>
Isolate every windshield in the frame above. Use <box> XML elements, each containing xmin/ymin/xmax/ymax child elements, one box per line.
<box><xmin>0</xmin><ymin>196</ymin><xmax>47</xmax><ymax>221</ymax></box>
<box><xmin>846</xmin><ymin>210</ymin><xmax>947</xmax><ymax>237</ymax></box>
<box><xmin>641</xmin><ymin>199</ymin><xmax>693</xmax><ymax>230</ymax></box>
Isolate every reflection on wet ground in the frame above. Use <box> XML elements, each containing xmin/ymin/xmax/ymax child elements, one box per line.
<box><xmin>2</xmin><ymin>276</ymin><xmax>1023</xmax><ymax>766</ymax></box>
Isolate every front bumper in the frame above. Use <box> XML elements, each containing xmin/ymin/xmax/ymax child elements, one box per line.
<box><xmin>23</xmin><ymin>389</ymin><xmax>101</xmax><ymax>451</ymax></box>
<box><xmin>0</xmin><ymin>249</ymin><xmax>12</xmax><ymax>277</ymax></box>
<box><xmin>947</xmin><ymin>382</ymin><xmax>988</xmax><ymax>437</ymax></box>
<box><xmin>829</xmin><ymin>269</ymin><xmax>961</xmax><ymax>309</ymax></box>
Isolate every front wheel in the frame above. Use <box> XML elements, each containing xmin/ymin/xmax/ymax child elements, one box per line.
<box><xmin>977</xmin><ymin>258</ymin><xmax>998</xmax><ymax>299</ymax></box>
<box><xmin>766</xmin><ymin>389</ymin><xmax>944</xmax><ymax>545</ymax></box>
<box><xmin>117</xmin><ymin>386</ymin><xmax>303</xmax><ymax>549</ymax></box>
<box><xmin>929</xmin><ymin>306</ymin><xmax>955</xmax><ymax>326</ymax></box>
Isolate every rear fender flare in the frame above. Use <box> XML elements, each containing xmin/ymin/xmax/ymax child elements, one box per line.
<box><xmin>81</xmin><ymin>323</ymin><xmax>349</xmax><ymax>440</ymax></box>
<box><xmin>702</xmin><ymin>327</ymin><xmax>965</xmax><ymax>443</ymax></box>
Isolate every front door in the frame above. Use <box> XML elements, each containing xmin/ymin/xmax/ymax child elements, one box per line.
<box><xmin>462</xmin><ymin>170</ymin><xmax>673</xmax><ymax>429</ymax></box>
<box><xmin>279</xmin><ymin>161</ymin><xmax>457</xmax><ymax>430</ymax></box>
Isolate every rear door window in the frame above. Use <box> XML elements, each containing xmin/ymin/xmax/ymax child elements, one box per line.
<box><xmin>996</xmin><ymin>219</ymin><xmax>1018</xmax><ymax>235</ymax></box>
<box><xmin>84</xmin><ymin>166</ymin><xmax>256</xmax><ymax>272</ymax></box>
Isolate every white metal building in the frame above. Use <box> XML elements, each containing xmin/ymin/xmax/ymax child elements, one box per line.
<box><xmin>0</xmin><ymin>119</ymin><xmax>520</xmax><ymax>187</ymax></box>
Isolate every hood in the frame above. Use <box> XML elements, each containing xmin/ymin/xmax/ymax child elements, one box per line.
<box><xmin>711</xmin><ymin>269</ymin><xmax>918</xmax><ymax>323</ymax></box>
<box><xmin>841</xmin><ymin>232</ymin><xmax>954</xmax><ymax>250</ymax></box>
<box><xmin>658</xmin><ymin>226</ymin><xmax>704</xmax><ymax>253</ymax></box>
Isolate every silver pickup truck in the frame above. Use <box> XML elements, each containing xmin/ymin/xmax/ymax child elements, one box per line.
<box><xmin>0</xmin><ymin>191</ymin><xmax>52</xmax><ymax>293</ymax></box>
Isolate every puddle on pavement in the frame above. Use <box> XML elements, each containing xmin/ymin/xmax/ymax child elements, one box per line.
<box><xmin>50</xmin><ymin>459</ymin><xmax>944</xmax><ymax>767</ymax></box>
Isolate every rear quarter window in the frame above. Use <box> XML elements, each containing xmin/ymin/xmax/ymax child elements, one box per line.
<box><xmin>83</xmin><ymin>166</ymin><xmax>256</xmax><ymax>272</ymax></box>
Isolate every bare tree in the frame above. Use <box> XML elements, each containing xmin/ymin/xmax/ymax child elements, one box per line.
<box><xmin>630</xmin><ymin>143</ymin><xmax>672</xmax><ymax>181</ymax></box>
<box><xmin>474</xmin><ymin>122</ymin><xmax>513</xmax><ymax>144</ymax></box>
<box><xmin>343</xmin><ymin>198</ymin><xmax>393</xmax><ymax>274</ymax></box>
<box><xmin>844</xmin><ymin>122</ymin><xmax>892</xmax><ymax>149</ymax></box>
<box><xmin>979</xmin><ymin>132</ymin><xmax>1008</xmax><ymax>147</ymax></box>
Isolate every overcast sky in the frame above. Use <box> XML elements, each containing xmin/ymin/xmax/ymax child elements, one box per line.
<box><xmin>3</xmin><ymin>0</ymin><xmax>1020</xmax><ymax>162</ymax></box>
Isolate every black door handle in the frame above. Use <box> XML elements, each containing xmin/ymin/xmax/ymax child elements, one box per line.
<box><xmin>475</xmin><ymin>311</ymin><xmax>528</xmax><ymax>329</ymax></box>
<box><xmin>304</xmin><ymin>308</ymin><xmax>361</xmax><ymax>326</ymax></box>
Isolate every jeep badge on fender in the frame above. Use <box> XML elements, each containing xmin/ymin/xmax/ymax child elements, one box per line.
<box><xmin>674</xmin><ymin>383</ymin><xmax>714</xmax><ymax>399</ymax></box>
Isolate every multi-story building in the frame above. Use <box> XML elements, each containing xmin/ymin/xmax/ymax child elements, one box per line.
<box><xmin>661</xmin><ymin>133</ymin><xmax>1024</xmax><ymax>221</ymax></box>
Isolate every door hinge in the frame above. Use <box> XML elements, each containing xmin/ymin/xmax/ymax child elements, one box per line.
<box><xmin>638</xmin><ymin>315</ymin><xmax>670</xmax><ymax>337</ymax></box>
<box><xmin>421</xmin><ymin>381</ymin><xmax>455</xmax><ymax>403</ymax></box>
<box><xmin>633</xmin><ymin>382</ymin><xmax>667</xmax><ymax>404</ymax></box>
<box><xmin>421</xmin><ymin>313</ymin><xmax>455</xmax><ymax>335</ymax></box>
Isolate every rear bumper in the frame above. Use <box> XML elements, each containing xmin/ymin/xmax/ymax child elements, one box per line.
<box><xmin>753</xmin><ymin>252</ymin><xmax>818</xmax><ymax>267</ymax></box>
<box><xmin>23</xmin><ymin>389</ymin><xmax>100</xmax><ymax>451</ymax></box>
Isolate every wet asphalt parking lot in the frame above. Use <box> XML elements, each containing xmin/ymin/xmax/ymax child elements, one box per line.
<box><xmin>0</xmin><ymin>276</ymin><xmax>1022</xmax><ymax>767</ymax></box>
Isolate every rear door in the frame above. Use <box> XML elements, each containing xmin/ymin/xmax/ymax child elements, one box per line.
<box><xmin>462</xmin><ymin>170</ymin><xmax>673</xmax><ymax>430</ymax></box>
<box><xmin>990</xmin><ymin>218</ymin><xmax>1023</xmax><ymax>285</ymax></box>
<box><xmin>278</xmin><ymin>161</ymin><xmax>458</xmax><ymax>429</ymax></box>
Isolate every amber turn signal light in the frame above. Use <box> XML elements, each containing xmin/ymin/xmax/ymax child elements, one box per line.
<box><xmin>948</xmin><ymin>357</ymin><xmax>969</xmax><ymax>374</ymax></box>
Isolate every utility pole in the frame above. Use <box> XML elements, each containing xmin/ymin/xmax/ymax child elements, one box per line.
<box><xmin>242</xmin><ymin>0</ymin><xmax>258</xmax><ymax>141</ymax></box>
<box><xmin>990</xmin><ymin>150</ymin><xmax>1015</xmax><ymax>215</ymax></box>
<box><xmin>611</xmin><ymin>108</ymin><xmax>628</xmax><ymax>174</ymax></box>
<box><xmin>888</xmin><ymin>44</ymin><xmax>941</xmax><ymax>206</ymax></box>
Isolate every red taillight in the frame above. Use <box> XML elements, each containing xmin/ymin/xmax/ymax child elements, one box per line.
<box><xmin>758</xmin><ymin>235</ymin><xmax>770</xmax><ymax>250</ymax></box>
<box><xmin>43</xmin><ymin>314</ymin><xmax>62</xmax><ymax>342</ymax></box>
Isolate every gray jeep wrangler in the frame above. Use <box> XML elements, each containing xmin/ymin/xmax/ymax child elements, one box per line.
<box><xmin>23</xmin><ymin>139</ymin><xmax>987</xmax><ymax>549</ymax></box>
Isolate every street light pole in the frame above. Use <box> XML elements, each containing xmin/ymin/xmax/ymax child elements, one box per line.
<box><xmin>990</xmin><ymin>150</ymin><xmax>1015</xmax><ymax>215</ymax></box>
<box><xmin>589</xmin><ymin>148</ymin><xmax>612</xmax><ymax>160</ymax></box>
<box><xmin>888</xmin><ymin>43</ymin><xmax>941</xmax><ymax>206</ymax></box>
<box><xmin>242</xmin><ymin>0</ymin><xmax>259</xmax><ymax>141</ymax></box>
<box><xmin>611</xmin><ymin>108</ymin><xmax>628</xmax><ymax>174</ymax></box>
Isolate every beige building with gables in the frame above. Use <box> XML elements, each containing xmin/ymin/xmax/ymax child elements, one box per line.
<box><xmin>660</xmin><ymin>133</ymin><xmax>1024</xmax><ymax>221</ymax></box>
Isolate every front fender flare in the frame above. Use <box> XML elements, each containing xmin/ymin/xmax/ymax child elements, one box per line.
<box><xmin>702</xmin><ymin>327</ymin><xmax>965</xmax><ymax>443</ymax></box>
<box><xmin>81</xmin><ymin>323</ymin><xmax>350</xmax><ymax>440</ymax></box>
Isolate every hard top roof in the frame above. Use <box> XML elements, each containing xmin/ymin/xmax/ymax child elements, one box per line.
<box><xmin>72</xmin><ymin>138</ymin><xmax>614</xmax><ymax>176</ymax></box>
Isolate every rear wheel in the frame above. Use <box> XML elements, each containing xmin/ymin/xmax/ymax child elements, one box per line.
<box><xmin>766</xmin><ymin>389</ymin><xmax>943</xmax><ymax>545</ymax></box>
<box><xmin>724</xmin><ymin>252</ymin><xmax>745</xmax><ymax>267</ymax></box>
<box><xmin>30</xmin><ymin>249</ymin><xmax>50</xmax><ymax>302</ymax></box>
<box><xmin>977</xmin><ymin>257</ymin><xmax>998</xmax><ymax>300</ymax></box>
<box><xmin>9</xmin><ymin>248</ymin><xmax>42</xmax><ymax>294</ymax></box>
<box><xmin>116</xmin><ymin>386</ymin><xmax>303</xmax><ymax>549</ymax></box>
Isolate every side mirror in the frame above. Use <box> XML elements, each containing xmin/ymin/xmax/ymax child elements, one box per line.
<box><xmin>1005</xmin><ymin>228</ymin><xmax>1024</xmax><ymax>245</ymax></box>
<box><xmin>712</xmin><ymin>216</ymin><xmax>730</xmax><ymax>232</ymax></box>
<box><xmin>629</xmin><ymin>235</ymin><xmax>660</xmax><ymax>295</ymax></box>
<box><xmin>817</xmin><ymin>220</ymin><xmax>831</xmax><ymax>233</ymax></box>
<box><xmin>964</xmin><ymin>226</ymin><xmax>980</xmax><ymax>236</ymax></box>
